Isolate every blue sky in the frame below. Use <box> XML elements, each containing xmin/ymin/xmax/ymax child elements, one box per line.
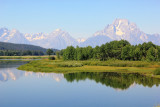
<box><xmin>0</xmin><ymin>0</ymin><xmax>160</xmax><ymax>38</ymax></box>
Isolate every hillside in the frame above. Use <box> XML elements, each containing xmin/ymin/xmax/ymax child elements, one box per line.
<box><xmin>0</xmin><ymin>41</ymin><xmax>47</xmax><ymax>52</ymax></box>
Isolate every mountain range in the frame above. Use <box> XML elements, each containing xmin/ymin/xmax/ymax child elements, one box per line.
<box><xmin>0</xmin><ymin>19</ymin><xmax>160</xmax><ymax>49</ymax></box>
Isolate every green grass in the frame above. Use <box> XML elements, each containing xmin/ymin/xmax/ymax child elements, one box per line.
<box><xmin>57</xmin><ymin>62</ymin><xmax>83</xmax><ymax>67</ymax></box>
<box><xmin>17</xmin><ymin>59</ymin><xmax>160</xmax><ymax>78</ymax></box>
<box><xmin>81</xmin><ymin>59</ymin><xmax>150</xmax><ymax>67</ymax></box>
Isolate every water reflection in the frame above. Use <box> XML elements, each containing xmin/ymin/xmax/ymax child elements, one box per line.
<box><xmin>1</xmin><ymin>62</ymin><xmax>160</xmax><ymax>90</ymax></box>
<box><xmin>0</xmin><ymin>62</ymin><xmax>64</xmax><ymax>82</ymax></box>
<box><xmin>64</xmin><ymin>72</ymin><xmax>160</xmax><ymax>90</ymax></box>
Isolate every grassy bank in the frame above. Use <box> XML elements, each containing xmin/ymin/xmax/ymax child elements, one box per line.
<box><xmin>0</xmin><ymin>55</ymin><xmax>50</xmax><ymax>59</ymax></box>
<box><xmin>18</xmin><ymin>59</ymin><xmax>160</xmax><ymax>78</ymax></box>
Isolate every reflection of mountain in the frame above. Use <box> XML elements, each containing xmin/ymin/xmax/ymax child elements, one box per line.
<box><xmin>24</xmin><ymin>72</ymin><xmax>64</xmax><ymax>82</ymax></box>
<box><xmin>0</xmin><ymin>62</ymin><xmax>27</xmax><ymax>82</ymax></box>
<box><xmin>0</xmin><ymin>62</ymin><xmax>64</xmax><ymax>82</ymax></box>
<box><xmin>0</xmin><ymin>68</ymin><xmax>24</xmax><ymax>82</ymax></box>
<box><xmin>1</xmin><ymin>62</ymin><xmax>160</xmax><ymax>90</ymax></box>
<box><xmin>64</xmin><ymin>72</ymin><xmax>160</xmax><ymax>90</ymax></box>
<box><xmin>0</xmin><ymin>69</ymin><xmax>64</xmax><ymax>82</ymax></box>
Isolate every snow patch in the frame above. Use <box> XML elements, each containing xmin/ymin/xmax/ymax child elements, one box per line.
<box><xmin>116</xmin><ymin>29</ymin><xmax>125</xmax><ymax>36</ymax></box>
<box><xmin>77</xmin><ymin>38</ymin><xmax>86</xmax><ymax>43</ymax></box>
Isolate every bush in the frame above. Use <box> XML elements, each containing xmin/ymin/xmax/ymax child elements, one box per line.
<box><xmin>153</xmin><ymin>68</ymin><xmax>160</xmax><ymax>75</ymax></box>
<box><xmin>48</xmin><ymin>56</ymin><xmax>55</xmax><ymax>60</ymax></box>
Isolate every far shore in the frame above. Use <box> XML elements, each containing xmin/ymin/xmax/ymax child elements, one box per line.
<box><xmin>0</xmin><ymin>55</ymin><xmax>52</xmax><ymax>59</ymax></box>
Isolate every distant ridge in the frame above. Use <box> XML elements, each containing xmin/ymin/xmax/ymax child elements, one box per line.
<box><xmin>0</xmin><ymin>41</ymin><xmax>47</xmax><ymax>53</ymax></box>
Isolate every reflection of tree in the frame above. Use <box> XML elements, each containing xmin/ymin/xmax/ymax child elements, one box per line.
<box><xmin>64</xmin><ymin>72</ymin><xmax>160</xmax><ymax>90</ymax></box>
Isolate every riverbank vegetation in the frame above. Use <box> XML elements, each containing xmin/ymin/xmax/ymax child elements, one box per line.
<box><xmin>18</xmin><ymin>59</ymin><xmax>160</xmax><ymax>78</ymax></box>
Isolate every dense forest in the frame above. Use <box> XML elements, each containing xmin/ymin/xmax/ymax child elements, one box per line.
<box><xmin>62</xmin><ymin>40</ymin><xmax>160</xmax><ymax>61</ymax></box>
<box><xmin>0</xmin><ymin>42</ymin><xmax>58</xmax><ymax>56</ymax></box>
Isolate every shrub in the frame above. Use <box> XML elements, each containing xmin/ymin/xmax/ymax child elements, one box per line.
<box><xmin>48</xmin><ymin>56</ymin><xmax>55</xmax><ymax>60</ymax></box>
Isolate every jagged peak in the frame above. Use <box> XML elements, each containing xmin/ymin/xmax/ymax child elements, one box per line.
<box><xmin>11</xmin><ymin>29</ymin><xmax>19</xmax><ymax>33</ymax></box>
<box><xmin>49</xmin><ymin>28</ymin><xmax>69</xmax><ymax>37</ymax></box>
<box><xmin>0</xmin><ymin>27</ymin><xmax>9</xmax><ymax>32</ymax></box>
<box><xmin>113</xmin><ymin>18</ymin><xmax>129</xmax><ymax>25</ymax></box>
<box><xmin>112</xmin><ymin>18</ymin><xmax>137</xmax><ymax>28</ymax></box>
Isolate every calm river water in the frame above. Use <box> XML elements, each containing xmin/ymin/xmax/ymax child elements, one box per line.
<box><xmin>0</xmin><ymin>61</ymin><xmax>160</xmax><ymax>107</ymax></box>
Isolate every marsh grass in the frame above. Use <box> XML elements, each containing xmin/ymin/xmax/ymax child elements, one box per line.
<box><xmin>82</xmin><ymin>60</ymin><xmax>150</xmax><ymax>67</ymax></box>
<box><xmin>57</xmin><ymin>62</ymin><xmax>83</xmax><ymax>67</ymax></box>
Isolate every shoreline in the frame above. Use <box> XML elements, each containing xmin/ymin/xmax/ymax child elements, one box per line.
<box><xmin>17</xmin><ymin>59</ymin><xmax>160</xmax><ymax>79</ymax></box>
<box><xmin>0</xmin><ymin>55</ymin><xmax>50</xmax><ymax>59</ymax></box>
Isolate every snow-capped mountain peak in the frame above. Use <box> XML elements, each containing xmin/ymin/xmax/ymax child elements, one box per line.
<box><xmin>0</xmin><ymin>19</ymin><xmax>160</xmax><ymax>49</ymax></box>
<box><xmin>49</xmin><ymin>29</ymin><xmax>68</xmax><ymax>37</ymax></box>
<box><xmin>93</xmin><ymin>19</ymin><xmax>148</xmax><ymax>44</ymax></box>
<box><xmin>113</xmin><ymin>19</ymin><xmax>130</xmax><ymax>26</ymax></box>
<box><xmin>0</xmin><ymin>28</ymin><xmax>30</xmax><ymax>44</ymax></box>
<box><xmin>25</xmin><ymin>32</ymin><xmax>46</xmax><ymax>41</ymax></box>
<box><xmin>24</xmin><ymin>29</ymin><xmax>78</xmax><ymax>49</ymax></box>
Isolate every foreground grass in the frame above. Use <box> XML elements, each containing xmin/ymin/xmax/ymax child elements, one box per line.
<box><xmin>0</xmin><ymin>55</ymin><xmax>50</xmax><ymax>59</ymax></box>
<box><xmin>17</xmin><ymin>59</ymin><xmax>160</xmax><ymax>78</ymax></box>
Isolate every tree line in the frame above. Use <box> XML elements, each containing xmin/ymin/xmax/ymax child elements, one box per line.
<box><xmin>0</xmin><ymin>50</ymin><xmax>44</xmax><ymax>56</ymax></box>
<box><xmin>61</xmin><ymin>40</ymin><xmax>160</xmax><ymax>61</ymax></box>
<box><xmin>0</xmin><ymin>42</ymin><xmax>60</xmax><ymax>56</ymax></box>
